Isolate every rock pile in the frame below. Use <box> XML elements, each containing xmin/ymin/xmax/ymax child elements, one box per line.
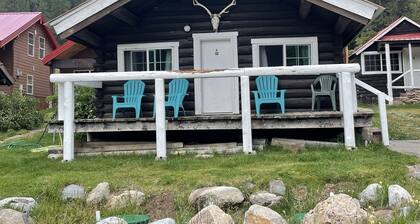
<box><xmin>394</xmin><ymin>89</ymin><xmax>420</xmax><ymax>104</ymax></box>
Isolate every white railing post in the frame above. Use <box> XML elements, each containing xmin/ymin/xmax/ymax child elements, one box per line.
<box><xmin>155</xmin><ymin>78</ymin><xmax>167</xmax><ymax>160</ymax></box>
<box><xmin>240</xmin><ymin>76</ymin><xmax>253</xmax><ymax>154</ymax></box>
<box><xmin>378</xmin><ymin>94</ymin><xmax>390</xmax><ymax>146</ymax></box>
<box><xmin>337</xmin><ymin>73</ymin><xmax>344</xmax><ymax>112</ymax></box>
<box><xmin>409</xmin><ymin>42</ymin><xmax>414</xmax><ymax>87</ymax></box>
<box><xmin>63</xmin><ymin>81</ymin><xmax>75</xmax><ymax>161</ymax></box>
<box><xmin>351</xmin><ymin>73</ymin><xmax>358</xmax><ymax>113</ymax></box>
<box><xmin>340</xmin><ymin>72</ymin><xmax>356</xmax><ymax>149</ymax></box>
<box><xmin>57</xmin><ymin>83</ymin><xmax>65</xmax><ymax>121</ymax></box>
<box><xmin>385</xmin><ymin>44</ymin><xmax>394</xmax><ymax>103</ymax></box>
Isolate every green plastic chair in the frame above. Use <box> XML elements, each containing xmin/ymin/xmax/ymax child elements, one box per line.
<box><xmin>154</xmin><ymin>79</ymin><xmax>189</xmax><ymax>118</ymax></box>
<box><xmin>112</xmin><ymin>80</ymin><xmax>145</xmax><ymax>120</ymax></box>
<box><xmin>252</xmin><ymin>75</ymin><xmax>286</xmax><ymax>117</ymax></box>
<box><xmin>311</xmin><ymin>75</ymin><xmax>337</xmax><ymax>111</ymax></box>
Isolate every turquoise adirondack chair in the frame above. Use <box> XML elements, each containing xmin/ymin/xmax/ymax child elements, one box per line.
<box><xmin>112</xmin><ymin>80</ymin><xmax>145</xmax><ymax>120</ymax></box>
<box><xmin>253</xmin><ymin>75</ymin><xmax>286</xmax><ymax>117</ymax></box>
<box><xmin>154</xmin><ymin>79</ymin><xmax>189</xmax><ymax>118</ymax></box>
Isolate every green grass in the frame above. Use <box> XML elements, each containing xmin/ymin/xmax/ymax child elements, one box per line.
<box><xmin>0</xmin><ymin>142</ymin><xmax>419</xmax><ymax>223</ymax></box>
<box><xmin>0</xmin><ymin>129</ymin><xmax>29</xmax><ymax>141</ymax></box>
<box><xmin>362</xmin><ymin>103</ymin><xmax>420</xmax><ymax>140</ymax></box>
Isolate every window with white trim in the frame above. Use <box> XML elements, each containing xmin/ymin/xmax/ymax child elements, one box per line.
<box><xmin>39</xmin><ymin>37</ymin><xmax>46</xmax><ymax>59</ymax></box>
<box><xmin>361</xmin><ymin>51</ymin><xmax>402</xmax><ymax>75</ymax></box>
<box><xmin>251</xmin><ymin>37</ymin><xmax>319</xmax><ymax>67</ymax></box>
<box><xmin>26</xmin><ymin>75</ymin><xmax>33</xmax><ymax>95</ymax></box>
<box><xmin>117</xmin><ymin>42</ymin><xmax>179</xmax><ymax>72</ymax></box>
<box><xmin>28</xmin><ymin>32</ymin><xmax>35</xmax><ymax>57</ymax></box>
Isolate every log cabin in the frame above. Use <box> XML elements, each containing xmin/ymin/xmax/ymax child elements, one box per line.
<box><xmin>0</xmin><ymin>12</ymin><xmax>59</xmax><ymax>108</ymax></box>
<box><xmin>351</xmin><ymin>17</ymin><xmax>420</xmax><ymax>102</ymax></box>
<box><xmin>47</xmin><ymin>0</ymin><xmax>392</xmax><ymax>161</ymax></box>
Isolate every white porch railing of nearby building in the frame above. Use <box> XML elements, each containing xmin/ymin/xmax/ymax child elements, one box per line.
<box><xmin>50</xmin><ymin>64</ymin><xmax>391</xmax><ymax>161</ymax></box>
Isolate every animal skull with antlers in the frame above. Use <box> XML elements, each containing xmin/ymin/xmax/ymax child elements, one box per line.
<box><xmin>193</xmin><ymin>0</ymin><xmax>237</xmax><ymax>32</ymax></box>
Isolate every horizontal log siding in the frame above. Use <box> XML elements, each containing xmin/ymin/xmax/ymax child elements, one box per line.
<box><xmin>93</xmin><ymin>0</ymin><xmax>343</xmax><ymax>118</ymax></box>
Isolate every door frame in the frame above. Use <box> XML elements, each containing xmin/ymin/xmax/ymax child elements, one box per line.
<box><xmin>193</xmin><ymin>32</ymin><xmax>239</xmax><ymax>115</ymax></box>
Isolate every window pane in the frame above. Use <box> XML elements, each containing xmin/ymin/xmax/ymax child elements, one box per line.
<box><xmin>379</xmin><ymin>53</ymin><xmax>400</xmax><ymax>72</ymax></box>
<box><xmin>124</xmin><ymin>51</ymin><xmax>132</xmax><ymax>71</ymax></box>
<box><xmin>364</xmin><ymin>54</ymin><xmax>381</xmax><ymax>72</ymax></box>
<box><xmin>286</xmin><ymin>45</ymin><xmax>311</xmax><ymax>66</ymax></box>
<box><xmin>132</xmin><ymin>51</ymin><xmax>147</xmax><ymax>71</ymax></box>
<box><xmin>260</xmin><ymin>46</ymin><xmax>283</xmax><ymax>67</ymax></box>
<box><xmin>299</xmin><ymin>45</ymin><xmax>309</xmax><ymax>57</ymax></box>
<box><xmin>287</xmin><ymin>59</ymin><xmax>298</xmax><ymax>66</ymax></box>
<box><xmin>286</xmin><ymin>46</ymin><xmax>298</xmax><ymax>57</ymax></box>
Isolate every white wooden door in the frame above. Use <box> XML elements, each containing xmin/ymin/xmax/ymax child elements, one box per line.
<box><xmin>193</xmin><ymin>32</ymin><xmax>239</xmax><ymax>114</ymax></box>
<box><xmin>403</xmin><ymin>47</ymin><xmax>420</xmax><ymax>87</ymax></box>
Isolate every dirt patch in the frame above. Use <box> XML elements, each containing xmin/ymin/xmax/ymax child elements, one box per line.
<box><xmin>146</xmin><ymin>192</ymin><xmax>177</xmax><ymax>221</ymax></box>
<box><xmin>321</xmin><ymin>182</ymin><xmax>358</xmax><ymax>201</ymax></box>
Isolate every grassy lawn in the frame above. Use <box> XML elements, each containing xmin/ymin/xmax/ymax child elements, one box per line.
<box><xmin>365</xmin><ymin>103</ymin><xmax>420</xmax><ymax>140</ymax></box>
<box><xmin>0</xmin><ymin>139</ymin><xmax>419</xmax><ymax>223</ymax></box>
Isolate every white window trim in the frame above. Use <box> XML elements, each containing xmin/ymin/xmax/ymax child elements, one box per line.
<box><xmin>39</xmin><ymin>36</ymin><xmax>46</xmax><ymax>59</ymax></box>
<box><xmin>26</xmin><ymin>75</ymin><xmax>34</xmax><ymax>95</ymax></box>
<box><xmin>117</xmin><ymin>42</ymin><xmax>179</xmax><ymax>72</ymax></box>
<box><xmin>28</xmin><ymin>32</ymin><xmax>35</xmax><ymax>57</ymax></box>
<box><xmin>251</xmin><ymin>37</ymin><xmax>319</xmax><ymax>67</ymax></box>
<box><xmin>361</xmin><ymin>51</ymin><xmax>403</xmax><ymax>75</ymax></box>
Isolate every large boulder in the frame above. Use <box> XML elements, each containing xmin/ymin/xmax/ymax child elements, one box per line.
<box><xmin>244</xmin><ymin>204</ymin><xmax>287</xmax><ymax>224</ymax></box>
<box><xmin>97</xmin><ymin>217</ymin><xmax>128</xmax><ymax>224</ymax></box>
<box><xmin>150</xmin><ymin>218</ymin><xmax>176</xmax><ymax>224</ymax></box>
<box><xmin>388</xmin><ymin>185</ymin><xmax>413</xmax><ymax>209</ymax></box>
<box><xmin>0</xmin><ymin>209</ymin><xmax>35</xmax><ymax>224</ymax></box>
<box><xmin>302</xmin><ymin>194</ymin><xmax>368</xmax><ymax>224</ymax></box>
<box><xmin>0</xmin><ymin>197</ymin><xmax>36</xmax><ymax>213</ymax></box>
<box><xmin>269</xmin><ymin>180</ymin><xmax>286</xmax><ymax>196</ymax></box>
<box><xmin>188</xmin><ymin>186</ymin><xmax>244</xmax><ymax>209</ymax></box>
<box><xmin>249</xmin><ymin>192</ymin><xmax>282</xmax><ymax>207</ymax></box>
<box><xmin>61</xmin><ymin>184</ymin><xmax>85</xmax><ymax>201</ymax></box>
<box><xmin>87</xmin><ymin>182</ymin><xmax>111</xmax><ymax>206</ymax></box>
<box><xmin>188</xmin><ymin>205</ymin><xmax>234</xmax><ymax>224</ymax></box>
<box><xmin>107</xmin><ymin>190</ymin><xmax>145</xmax><ymax>209</ymax></box>
<box><xmin>359</xmin><ymin>183</ymin><xmax>383</xmax><ymax>206</ymax></box>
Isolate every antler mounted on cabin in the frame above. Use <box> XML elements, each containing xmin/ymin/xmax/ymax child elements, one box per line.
<box><xmin>193</xmin><ymin>0</ymin><xmax>237</xmax><ymax>32</ymax></box>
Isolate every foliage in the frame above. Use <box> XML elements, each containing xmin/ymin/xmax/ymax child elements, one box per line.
<box><xmin>75</xmin><ymin>87</ymin><xmax>96</xmax><ymax>119</ymax></box>
<box><xmin>0</xmin><ymin>91</ymin><xmax>44</xmax><ymax>131</ymax></box>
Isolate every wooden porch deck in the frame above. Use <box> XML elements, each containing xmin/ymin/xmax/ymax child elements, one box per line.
<box><xmin>48</xmin><ymin>109</ymin><xmax>374</xmax><ymax>133</ymax></box>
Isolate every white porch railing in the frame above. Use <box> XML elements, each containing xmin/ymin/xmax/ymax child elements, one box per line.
<box><xmin>50</xmin><ymin>64</ymin><xmax>389</xmax><ymax>161</ymax></box>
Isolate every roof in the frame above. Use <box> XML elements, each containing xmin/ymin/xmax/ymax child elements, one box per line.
<box><xmin>42</xmin><ymin>40</ymin><xmax>88</xmax><ymax>64</ymax></box>
<box><xmin>353</xmin><ymin>17</ymin><xmax>420</xmax><ymax>56</ymax></box>
<box><xmin>49</xmin><ymin>0</ymin><xmax>384</xmax><ymax>38</ymax></box>
<box><xmin>0</xmin><ymin>62</ymin><xmax>14</xmax><ymax>85</ymax></box>
<box><xmin>380</xmin><ymin>32</ymin><xmax>420</xmax><ymax>42</ymax></box>
<box><xmin>0</xmin><ymin>12</ymin><xmax>59</xmax><ymax>48</ymax></box>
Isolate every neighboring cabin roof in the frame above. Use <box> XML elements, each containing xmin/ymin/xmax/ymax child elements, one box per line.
<box><xmin>42</xmin><ymin>40</ymin><xmax>87</xmax><ymax>64</ymax></box>
<box><xmin>0</xmin><ymin>62</ymin><xmax>14</xmax><ymax>85</ymax></box>
<box><xmin>353</xmin><ymin>17</ymin><xmax>420</xmax><ymax>56</ymax></box>
<box><xmin>49</xmin><ymin>0</ymin><xmax>384</xmax><ymax>38</ymax></box>
<box><xmin>0</xmin><ymin>12</ymin><xmax>59</xmax><ymax>48</ymax></box>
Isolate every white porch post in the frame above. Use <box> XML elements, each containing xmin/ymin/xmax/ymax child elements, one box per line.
<box><xmin>409</xmin><ymin>42</ymin><xmax>415</xmax><ymax>87</ymax></box>
<box><xmin>340</xmin><ymin>72</ymin><xmax>356</xmax><ymax>149</ymax></box>
<box><xmin>155</xmin><ymin>78</ymin><xmax>167</xmax><ymax>160</ymax></box>
<box><xmin>337</xmin><ymin>73</ymin><xmax>344</xmax><ymax>112</ymax></box>
<box><xmin>385</xmin><ymin>44</ymin><xmax>394</xmax><ymax>103</ymax></box>
<box><xmin>63</xmin><ymin>81</ymin><xmax>75</xmax><ymax>161</ymax></box>
<box><xmin>57</xmin><ymin>83</ymin><xmax>65</xmax><ymax>121</ymax></box>
<box><xmin>240</xmin><ymin>76</ymin><xmax>253</xmax><ymax>154</ymax></box>
<box><xmin>378</xmin><ymin>94</ymin><xmax>390</xmax><ymax>146</ymax></box>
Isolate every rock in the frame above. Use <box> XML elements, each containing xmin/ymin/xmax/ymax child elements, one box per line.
<box><xmin>249</xmin><ymin>192</ymin><xmax>282</xmax><ymax>207</ymax></box>
<box><xmin>188</xmin><ymin>205</ymin><xmax>234</xmax><ymax>224</ymax></box>
<box><xmin>0</xmin><ymin>197</ymin><xmax>36</xmax><ymax>213</ymax></box>
<box><xmin>150</xmin><ymin>218</ymin><xmax>176</xmax><ymax>224</ymax></box>
<box><xmin>388</xmin><ymin>185</ymin><xmax>413</xmax><ymax>208</ymax></box>
<box><xmin>61</xmin><ymin>184</ymin><xmax>85</xmax><ymax>200</ymax></box>
<box><xmin>373</xmin><ymin>209</ymin><xmax>393</xmax><ymax>223</ymax></box>
<box><xmin>269</xmin><ymin>180</ymin><xmax>286</xmax><ymax>196</ymax></box>
<box><xmin>302</xmin><ymin>194</ymin><xmax>368</xmax><ymax>224</ymax></box>
<box><xmin>188</xmin><ymin>186</ymin><xmax>244</xmax><ymax>209</ymax></box>
<box><xmin>87</xmin><ymin>182</ymin><xmax>111</xmax><ymax>206</ymax></box>
<box><xmin>407</xmin><ymin>165</ymin><xmax>420</xmax><ymax>180</ymax></box>
<box><xmin>0</xmin><ymin>209</ymin><xmax>34</xmax><ymax>224</ymax></box>
<box><xmin>97</xmin><ymin>217</ymin><xmax>128</xmax><ymax>224</ymax></box>
<box><xmin>243</xmin><ymin>182</ymin><xmax>256</xmax><ymax>192</ymax></box>
<box><xmin>359</xmin><ymin>183</ymin><xmax>383</xmax><ymax>206</ymax></box>
<box><xmin>48</xmin><ymin>154</ymin><xmax>62</xmax><ymax>160</ymax></box>
<box><xmin>244</xmin><ymin>204</ymin><xmax>287</xmax><ymax>224</ymax></box>
<box><xmin>291</xmin><ymin>185</ymin><xmax>308</xmax><ymax>202</ymax></box>
<box><xmin>108</xmin><ymin>190</ymin><xmax>145</xmax><ymax>209</ymax></box>
<box><xmin>195</xmin><ymin>154</ymin><xmax>214</xmax><ymax>159</ymax></box>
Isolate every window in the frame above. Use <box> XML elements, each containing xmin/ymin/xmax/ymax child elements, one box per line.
<box><xmin>26</xmin><ymin>75</ymin><xmax>33</xmax><ymax>95</ymax></box>
<box><xmin>361</xmin><ymin>51</ymin><xmax>402</xmax><ymax>75</ymax></box>
<box><xmin>117</xmin><ymin>42</ymin><xmax>179</xmax><ymax>72</ymax></box>
<box><xmin>28</xmin><ymin>32</ymin><xmax>35</xmax><ymax>57</ymax></box>
<box><xmin>251</xmin><ymin>37</ymin><xmax>318</xmax><ymax>67</ymax></box>
<box><xmin>39</xmin><ymin>37</ymin><xmax>46</xmax><ymax>59</ymax></box>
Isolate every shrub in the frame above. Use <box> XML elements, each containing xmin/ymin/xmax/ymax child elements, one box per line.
<box><xmin>0</xmin><ymin>91</ymin><xmax>44</xmax><ymax>131</ymax></box>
